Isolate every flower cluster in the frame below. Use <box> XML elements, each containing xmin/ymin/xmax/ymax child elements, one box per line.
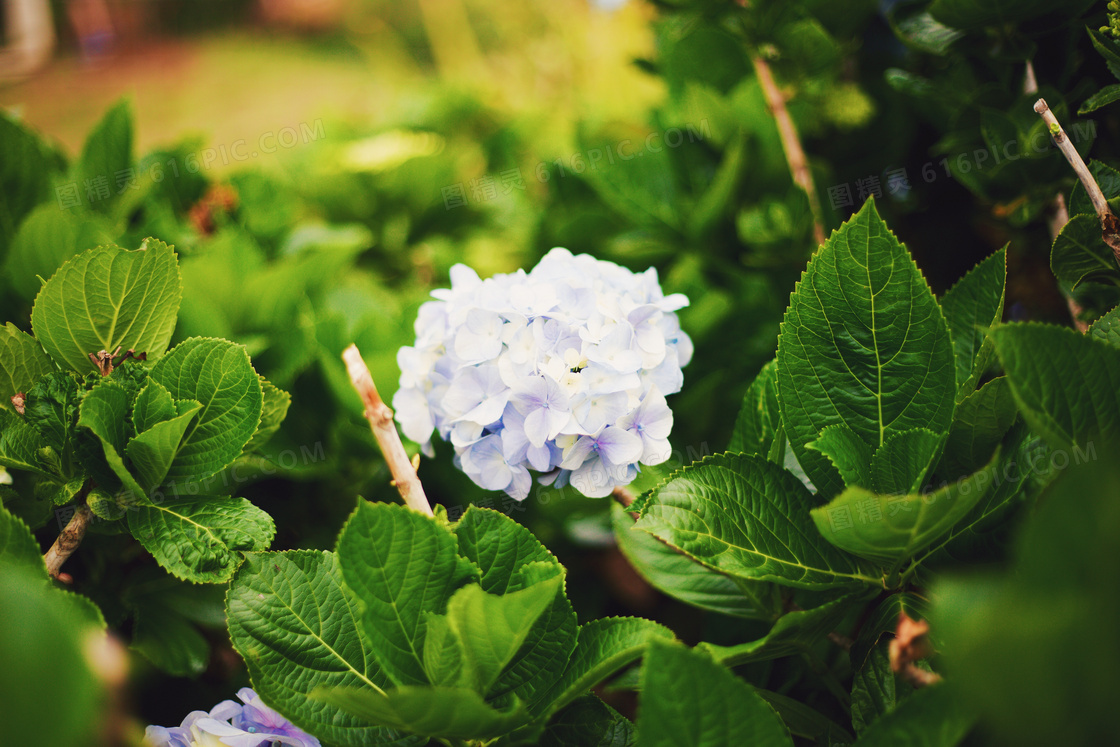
<box><xmin>145</xmin><ymin>688</ymin><xmax>320</xmax><ymax>747</ymax></box>
<box><xmin>394</xmin><ymin>248</ymin><xmax>692</xmax><ymax>499</ymax></box>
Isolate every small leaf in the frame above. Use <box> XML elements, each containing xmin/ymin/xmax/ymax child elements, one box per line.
<box><xmin>808</xmin><ymin>424</ymin><xmax>873</xmax><ymax>488</ymax></box>
<box><xmin>869</xmin><ymin>429</ymin><xmax>943</xmax><ymax>495</ymax></box>
<box><xmin>22</xmin><ymin>371</ymin><xmax>81</xmax><ymax>457</ymax></box>
<box><xmin>939</xmin><ymin>378</ymin><xmax>1018</xmax><ymax>480</ymax></box>
<box><xmin>243</xmin><ymin>376</ymin><xmax>290</xmax><ymax>452</ymax></box>
<box><xmin>131</xmin><ymin>380</ymin><xmax>176</xmax><ymax>433</ymax></box>
<box><xmin>0</xmin><ymin>409</ymin><xmax>52</xmax><ymax>478</ymax></box>
<box><xmin>125</xmin><ymin>401</ymin><xmax>203</xmax><ymax>491</ymax></box>
<box><xmin>777</xmin><ymin>200</ymin><xmax>956</xmax><ymax>498</ymax></box>
<box><xmin>1089</xmin><ymin>305</ymin><xmax>1120</xmax><ymax>348</ymax></box>
<box><xmin>635</xmin><ymin>453</ymin><xmax>880</xmax><ymax>590</ymax></box>
<box><xmin>77</xmin><ymin>379</ymin><xmax>146</xmax><ymax>499</ymax></box>
<box><xmin>128</xmin><ymin>496</ymin><xmax>274</xmax><ymax>582</ymax></box>
<box><xmin>728</xmin><ymin>359</ymin><xmax>783</xmax><ymax>462</ymax></box>
<box><xmin>148</xmin><ymin>337</ymin><xmax>264</xmax><ymax>487</ymax></box>
<box><xmin>851</xmin><ymin>643</ymin><xmax>897</xmax><ymax>735</ymax></box>
<box><xmin>1050</xmin><ymin>213</ymin><xmax>1120</xmax><ymax>289</ymax></box>
<box><xmin>636</xmin><ymin>639</ymin><xmax>793</xmax><ymax>747</ymax></box>
<box><xmin>1079</xmin><ymin>84</ymin><xmax>1120</xmax><ymax>114</ymax></box>
<box><xmin>226</xmin><ymin>551</ymin><xmax>420</xmax><ymax>747</ymax></box>
<box><xmin>31</xmin><ymin>240</ymin><xmax>182</xmax><ymax>373</ymax></box>
<box><xmin>0</xmin><ymin>323</ymin><xmax>55</xmax><ymax>409</ymax></box>
<box><xmin>940</xmin><ymin>247</ymin><xmax>1006</xmax><ymax>399</ymax></box>
<box><xmin>337</xmin><ymin>501</ymin><xmax>479</xmax><ymax>687</ymax></box>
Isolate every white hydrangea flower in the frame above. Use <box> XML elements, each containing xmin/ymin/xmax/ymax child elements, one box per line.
<box><xmin>394</xmin><ymin>248</ymin><xmax>692</xmax><ymax>499</ymax></box>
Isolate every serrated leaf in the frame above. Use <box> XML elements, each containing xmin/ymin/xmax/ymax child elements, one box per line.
<box><xmin>635</xmin><ymin>453</ymin><xmax>880</xmax><ymax>590</ymax></box>
<box><xmin>128</xmin><ymin>496</ymin><xmax>274</xmax><ymax>582</ymax></box>
<box><xmin>539</xmin><ymin>696</ymin><xmax>635</xmax><ymax>747</ymax></box>
<box><xmin>989</xmin><ymin>323</ymin><xmax>1120</xmax><ymax>450</ymax></box>
<box><xmin>809</xmin><ymin>424</ymin><xmax>873</xmax><ymax>488</ymax></box>
<box><xmin>542</xmin><ymin>617</ymin><xmax>674</xmax><ymax>714</ymax></box>
<box><xmin>422</xmin><ymin>614</ymin><xmax>465</xmax><ymax>687</ymax></box>
<box><xmin>442</xmin><ymin>577</ymin><xmax>562</xmax><ymax>696</ymax></box>
<box><xmin>1079</xmin><ymin>84</ymin><xmax>1120</xmax><ymax>114</ymax></box>
<box><xmin>31</xmin><ymin>240</ymin><xmax>182</xmax><ymax>373</ymax></box>
<box><xmin>337</xmin><ymin>501</ymin><xmax>478</xmax><ymax>687</ymax></box>
<box><xmin>811</xmin><ymin>446</ymin><xmax>1003</xmax><ymax>566</ymax></box>
<box><xmin>0</xmin><ymin>323</ymin><xmax>55</xmax><ymax>410</ymax></box>
<box><xmin>777</xmin><ymin>200</ymin><xmax>956</xmax><ymax>499</ymax></box>
<box><xmin>44</xmin><ymin>476</ymin><xmax>87</xmax><ymax>507</ymax></box>
<box><xmin>77</xmin><ymin>379</ymin><xmax>147</xmax><ymax>499</ymax></box>
<box><xmin>1089</xmin><ymin>305</ymin><xmax>1120</xmax><ymax>347</ymax></box>
<box><xmin>454</xmin><ymin>506</ymin><xmax>558</xmax><ymax>593</ymax></box>
<box><xmin>75</xmin><ymin>99</ymin><xmax>132</xmax><ymax>215</ymax></box>
<box><xmin>1090</xmin><ymin>27</ymin><xmax>1120</xmax><ymax>81</ymax></box>
<box><xmin>22</xmin><ymin>371</ymin><xmax>81</xmax><ymax>458</ymax></box>
<box><xmin>636</xmin><ymin>639</ymin><xmax>793</xmax><ymax>747</ymax></box>
<box><xmin>315</xmin><ymin>685</ymin><xmax>529</xmax><ymax>739</ymax></box>
<box><xmin>125</xmin><ymin>401</ymin><xmax>203</xmax><ymax>491</ymax></box>
<box><xmin>870</xmin><ymin>429</ymin><xmax>942</xmax><ymax>495</ymax></box>
<box><xmin>148</xmin><ymin>337</ymin><xmax>263</xmax><ymax>487</ymax></box>
<box><xmin>612</xmin><ymin>504</ymin><xmax>780</xmax><ymax>619</ymax></box>
<box><xmin>226</xmin><ymin>551</ymin><xmax>420</xmax><ymax>747</ymax></box>
<box><xmin>244</xmin><ymin>376</ymin><xmax>290</xmax><ymax>452</ymax></box>
<box><xmin>0</xmin><ymin>501</ymin><xmax>45</xmax><ymax>574</ymax></box>
<box><xmin>851</xmin><ymin>684</ymin><xmax>973</xmax><ymax>746</ymax></box>
<box><xmin>131</xmin><ymin>380</ymin><xmax>176</xmax><ymax>433</ymax></box>
<box><xmin>851</xmin><ymin>642</ymin><xmax>897</xmax><ymax>735</ymax></box>
<box><xmin>0</xmin><ymin>409</ymin><xmax>52</xmax><ymax>478</ymax></box>
<box><xmin>729</xmin><ymin>359</ymin><xmax>783</xmax><ymax>462</ymax></box>
<box><xmin>699</xmin><ymin>593</ymin><xmax>865</xmax><ymax>667</ymax></box>
<box><xmin>939</xmin><ymin>378</ymin><xmax>1018</xmax><ymax>480</ymax></box>
<box><xmin>940</xmin><ymin>247</ymin><xmax>1006</xmax><ymax>399</ymax></box>
<box><xmin>1050</xmin><ymin>213</ymin><xmax>1120</xmax><ymax>289</ymax></box>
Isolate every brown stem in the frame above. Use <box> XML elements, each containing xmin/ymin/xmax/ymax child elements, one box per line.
<box><xmin>752</xmin><ymin>54</ymin><xmax>827</xmax><ymax>247</ymax></box>
<box><xmin>1034</xmin><ymin>98</ymin><xmax>1120</xmax><ymax>264</ymax></box>
<box><xmin>44</xmin><ymin>502</ymin><xmax>93</xmax><ymax>580</ymax></box>
<box><xmin>343</xmin><ymin>344</ymin><xmax>433</xmax><ymax>517</ymax></box>
<box><xmin>611</xmin><ymin>486</ymin><xmax>636</xmax><ymax>509</ymax></box>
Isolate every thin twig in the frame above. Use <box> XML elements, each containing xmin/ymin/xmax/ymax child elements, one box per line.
<box><xmin>752</xmin><ymin>54</ymin><xmax>827</xmax><ymax>246</ymax></box>
<box><xmin>44</xmin><ymin>502</ymin><xmax>93</xmax><ymax>580</ymax></box>
<box><xmin>1034</xmin><ymin>98</ymin><xmax>1120</xmax><ymax>263</ymax></box>
<box><xmin>343</xmin><ymin>344</ymin><xmax>433</xmax><ymax>516</ymax></box>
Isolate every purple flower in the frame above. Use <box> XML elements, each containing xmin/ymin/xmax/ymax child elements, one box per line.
<box><xmin>145</xmin><ymin>688</ymin><xmax>320</xmax><ymax>747</ymax></box>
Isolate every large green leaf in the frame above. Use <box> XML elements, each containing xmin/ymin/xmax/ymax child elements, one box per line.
<box><xmin>226</xmin><ymin>551</ymin><xmax>420</xmax><ymax>747</ymax></box>
<box><xmin>337</xmin><ymin>501</ymin><xmax>478</xmax><ymax>687</ymax></box>
<box><xmin>699</xmin><ymin>593</ymin><xmax>866</xmax><ymax>667</ymax></box>
<box><xmin>811</xmin><ymin>445</ymin><xmax>1003</xmax><ymax>567</ymax></box>
<box><xmin>75</xmin><ymin>99</ymin><xmax>133</xmax><ymax>216</ymax></box>
<box><xmin>1050</xmin><ymin>213</ymin><xmax>1120</xmax><ymax>289</ymax></box>
<box><xmin>612</xmin><ymin>504</ymin><xmax>780</xmax><ymax>619</ymax></box>
<box><xmin>852</xmin><ymin>684</ymin><xmax>971</xmax><ymax>746</ymax></box>
<box><xmin>128</xmin><ymin>496</ymin><xmax>274</xmax><ymax>582</ymax></box>
<box><xmin>776</xmin><ymin>200</ymin><xmax>955</xmax><ymax>498</ymax></box>
<box><xmin>636</xmin><ymin>639</ymin><xmax>793</xmax><ymax>747</ymax></box>
<box><xmin>939</xmin><ymin>247</ymin><xmax>1006</xmax><ymax>399</ymax></box>
<box><xmin>315</xmin><ymin>686</ymin><xmax>529</xmax><ymax>740</ymax></box>
<box><xmin>728</xmin><ymin>359</ymin><xmax>783</xmax><ymax>462</ymax></box>
<box><xmin>635</xmin><ymin>453</ymin><xmax>880</xmax><ymax>590</ymax></box>
<box><xmin>148</xmin><ymin>337</ymin><xmax>264</xmax><ymax>486</ymax></box>
<box><xmin>989</xmin><ymin>323</ymin><xmax>1120</xmax><ymax>450</ymax></box>
<box><xmin>31</xmin><ymin>240</ymin><xmax>182</xmax><ymax>373</ymax></box>
<box><xmin>938</xmin><ymin>377</ymin><xmax>1018</xmax><ymax>480</ymax></box>
<box><xmin>0</xmin><ymin>323</ymin><xmax>54</xmax><ymax>409</ymax></box>
<box><xmin>542</xmin><ymin>617</ymin><xmax>674</xmax><ymax>714</ymax></box>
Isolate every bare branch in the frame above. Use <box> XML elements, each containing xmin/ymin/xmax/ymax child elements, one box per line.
<box><xmin>44</xmin><ymin>502</ymin><xmax>93</xmax><ymax>580</ymax></box>
<box><xmin>343</xmin><ymin>344</ymin><xmax>433</xmax><ymax>516</ymax></box>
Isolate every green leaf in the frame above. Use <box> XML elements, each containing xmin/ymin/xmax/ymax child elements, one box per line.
<box><xmin>850</xmin><ymin>684</ymin><xmax>973</xmax><ymax>746</ymax></box>
<box><xmin>0</xmin><ymin>409</ymin><xmax>53</xmax><ymax>478</ymax></box>
<box><xmin>887</xmin><ymin>4</ymin><xmax>963</xmax><ymax>55</ymax></box>
<box><xmin>539</xmin><ymin>696</ymin><xmax>635</xmax><ymax>747</ymax></box>
<box><xmin>128</xmin><ymin>496</ymin><xmax>274</xmax><ymax>582</ymax></box>
<box><xmin>1050</xmin><ymin>214</ymin><xmax>1120</xmax><ymax>289</ymax></box>
<box><xmin>4</xmin><ymin>205</ymin><xmax>116</xmax><ymax>302</ymax></box>
<box><xmin>850</xmin><ymin>592</ymin><xmax>931</xmax><ymax>671</ymax></box>
<box><xmin>0</xmin><ymin>112</ymin><xmax>61</xmax><ymax>257</ymax></box>
<box><xmin>441</xmin><ymin>577</ymin><xmax>562</xmax><ymax>695</ymax></box>
<box><xmin>612</xmin><ymin>504</ymin><xmax>780</xmax><ymax>619</ymax></box>
<box><xmin>939</xmin><ymin>378</ymin><xmax>1018</xmax><ymax>480</ymax></box>
<box><xmin>635</xmin><ymin>452</ymin><xmax>879</xmax><ymax>590</ymax></box>
<box><xmin>227</xmin><ymin>551</ymin><xmax>420</xmax><ymax>747</ymax></box>
<box><xmin>130</xmin><ymin>598</ymin><xmax>210</xmax><ymax>677</ymax></box>
<box><xmin>809</xmin><ymin>424</ymin><xmax>873</xmax><ymax>488</ymax></box>
<box><xmin>1089</xmin><ymin>305</ymin><xmax>1120</xmax><ymax>347</ymax></box>
<box><xmin>777</xmin><ymin>200</ymin><xmax>956</xmax><ymax>499</ymax></box>
<box><xmin>452</xmin><ymin>508</ymin><xmax>579</xmax><ymax>710</ymax></box>
<box><xmin>77</xmin><ymin>379</ymin><xmax>147</xmax><ymax>499</ymax></box>
<box><xmin>75</xmin><ymin>99</ymin><xmax>133</xmax><ymax>215</ymax></box>
<box><xmin>244</xmin><ymin>376</ymin><xmax>290</xmax><ymax>452</ymax></box>
<box><xmin>1070</xmin><ymin>161</ymin><xmax>1120</xmax><ymax>217</ymax></box>
<box><xmin>0</xmin><ymin>323</ymin><xmax>55</xmax><ymax>409</ymax></box>
<box><xmin>125</xmin><ymin>401</ymin><xmax>203</xmax><ymax>491</ymax></box>
<box><xmin>989</xmin><ymin>323</ymin><xmax>1120</xmax><ymax>450</ymax></box>
<box><xmin>1090</xmin><ymin>27</ymin><xmax>1120</xmax><ymax>80</ymax></box>
<box><xmin>148</xmin><ymin>337</ymin><xmax>264</xmax><ymax>486</ymax></box>
<box><xmin>636</xmin><ymin>639</ymin><xmax>793</xmax><ymax>747</ymax></box>
<box><xmin>131</xmin><ymin>380</ymin><xmax>177</xmax><ymax>433</ymax></box>
<box><xmin>543</xmin><ymin>617</ymin><xmax>674</xmax><ymax>714</ymax></box>
<box><xmin>0</xmin><ymin>501</ymin><xmax>45</xmax><ymax>574</ymax></box>
<box><xmin>728</xmin><ymin>359</ymin><xmax>783</xmax><ymax>462</ymax></box>
<box><xmin>422</xmin><ymin>614</ymin><xmax>465</xmax><ymax>687</ymax></box>
<box><xmin>811</xmin><ymin>446</ymin><xmax>1004</xmax><ymax>566</ymax></box>
<box><xmin>699</xmin><ymin>593</ymin><xmax>866</xmax><ymax>667</ymax></box>
<box><xmin>869</xmin><ymin>429</ymin><xmax>942</xmax><ymax>495</ymax></box>
<box><xmin>940</xmin><ymin>247</ymin><xmax>1006</xmax><ymax>399</ymax></box>
<box><xmin>315</xmin><ymin>686</ymin><xmax>529</xmax><ymax>740</ymax></box>
<box><xmin>31</xmin><ymin>240</ymin><xmax>183</xmax><ymax>373</ymax></box>
<box><xmin>851</xmin><ymin>643</ymin><xmax>897</xmax><ymax>735</ymax></box>
<box><xmin>22</xmin><ymin>371</ymin><xmax>81</xmax><ymax>459</ymax></box>
<box><xmin>1079</xmin><ymin>84</ymin><xmax>1120</xmax><ymax>114</ymax></box>
<box><xmin>754</xmin><ymin>689</ymin><xmax>854</xmax><ymax>745</ymax></box>
<box><xmin>337</xmin><ymin>501</ymin><xmax>478</xmax><ymax>687</ymax></box>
